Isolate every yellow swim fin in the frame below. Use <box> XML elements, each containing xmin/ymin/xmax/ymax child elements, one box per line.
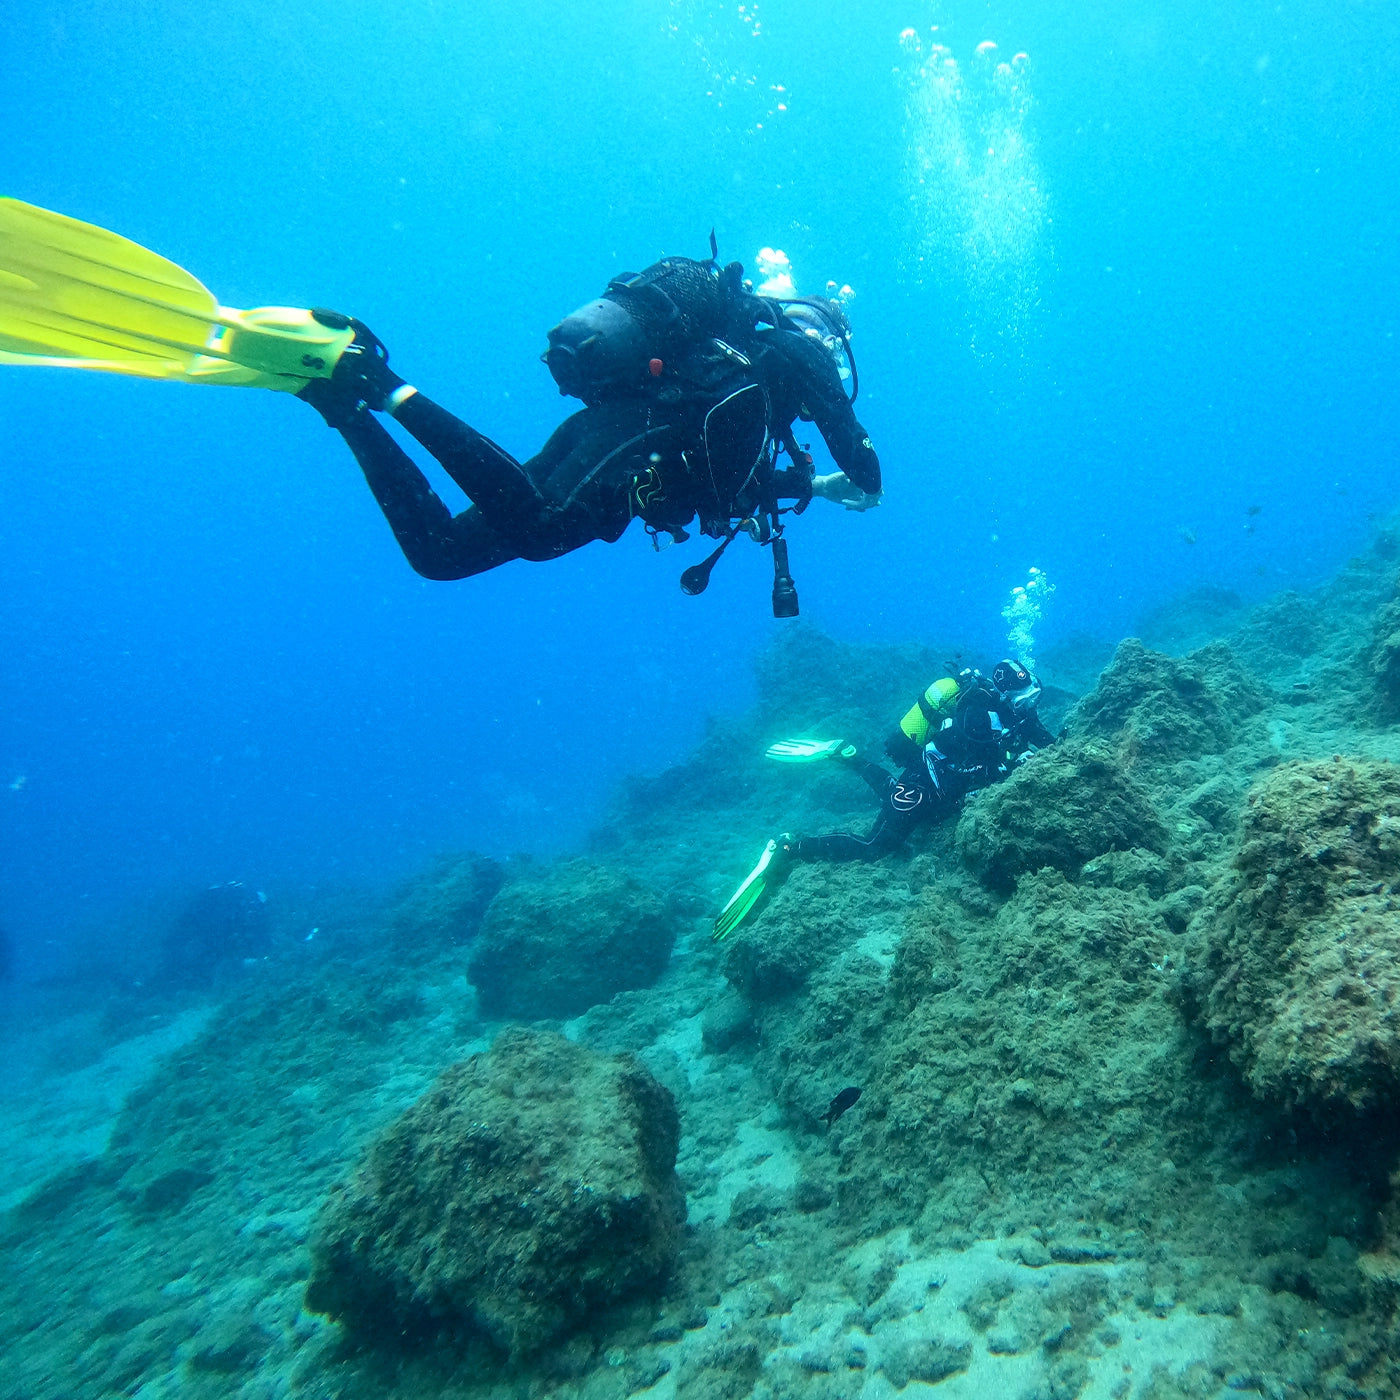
<box><xmin>0</xmin><ymin>198</ymin><xmax>354</xmax><ymax>391</ymax></box>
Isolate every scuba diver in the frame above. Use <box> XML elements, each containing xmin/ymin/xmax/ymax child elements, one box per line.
<box><xmin>0</xmin><ymin>201</ymin><xmax>880</xmax><ymax>616</ymax></box>
<box><xmin>713</xmin><ymin>660</ymin><xmax>1056</xmax><ymax>939</ymax></box>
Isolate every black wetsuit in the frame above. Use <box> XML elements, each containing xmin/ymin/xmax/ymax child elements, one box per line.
<box><xmin>794</xmin><ymin>756</ymin><xmax>948</xmax><ymax>862</ymax></box>
<box><xmin>794</xmin><ymin>686</ymin><xmax>1055</xmax><ymax>863</ymax></box>
<box><xmin>327</xmin><ymin>326</ymin><xmax>880</xmax><ymax>581</ymax></box>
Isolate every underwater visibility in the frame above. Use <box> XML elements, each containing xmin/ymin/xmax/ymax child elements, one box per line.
<box><xmin>3</xmin><ymin>0</ymin><xmax>1400</xmax><ymax>1396</ymax></box>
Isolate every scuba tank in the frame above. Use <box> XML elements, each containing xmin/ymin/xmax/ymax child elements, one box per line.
<box><xmin>542</xmin><ymin>249</ymin><xmax>734</xmax><ymax>405</ymax></box>
<box><xmin>886</xmin><ymin>677</ymin><xmax>962</xmax><ymax>766</ymax></box>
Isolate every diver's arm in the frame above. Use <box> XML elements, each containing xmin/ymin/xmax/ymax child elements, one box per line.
<box><xmin>1017</xmin><ymin>710</ymin><xmax>1057</xmax><ymax>750</ymax></box>
<box><xmin>811</xmin><ymin>471</ymin><xmax>880</xmax><ymax>511</ymax></box>
<box><xmin>778</xmin><ymin>333</ymin><xmax>882</xmax><ymax>495</ymax></box>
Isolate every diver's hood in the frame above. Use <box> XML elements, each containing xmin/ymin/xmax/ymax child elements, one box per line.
<box><xmin>543</xmin><ymin>297</ymin><xmax>650</xmax><ymax>402</ymax></box>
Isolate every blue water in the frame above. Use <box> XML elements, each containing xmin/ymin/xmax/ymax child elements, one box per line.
<box><xmin>2</xmin><ymin>0</ymin><xmax>1397</xmax><ymax>970</ymax></box>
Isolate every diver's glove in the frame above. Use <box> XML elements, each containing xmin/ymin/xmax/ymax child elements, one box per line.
<box><xmin>713</xmin><ymin>834</ymin><xmax>797</xmax><ymax>941</ymax></box>
<box><xmin>296</xmin><ymin>311</ymin><xmax>414</xmax><ymax>427</ymax></box>
<box><xmin>812</xmin><ymin>472</ymin><xmax>882</xmax><ymax>512</ymax></box>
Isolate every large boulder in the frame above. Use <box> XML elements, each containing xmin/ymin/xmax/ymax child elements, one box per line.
<box><xmin>721</xmin><ymin>858</ymin><xmax>917</xmax><ymax>1002</ymax></box>
<box><xmin>1196</xmin><ymin>757</ymin><xmax>1400</xmax><ymax>1112</ymax></box>
<box><xmin>158</xmin><ymin>880</ymin><xmax>272</xmax><ymax>987</ymax></box>
<box><xmin>955</xmin><ymin>740</ymin><xmax>1169</xmax><ymax>892</ymax></box>
<box><xmin>1068</xmin><ymin>638</ymin><xmax>1264</xmax><ymax>764</ymax></box>
<box><xmin>1231</xmin><ymin>590</ymin><xmax>1331</xmax><ymax>681</ymax></box>
<box><xmin>467</xmin><ymin>860</ymin><xmax>675</xmax><ymax>1019</ymax></box>
<box><xmin>305</xmin><ymin>1027</ymin><xmax>684</xmax><ymax>1356</ymax></box>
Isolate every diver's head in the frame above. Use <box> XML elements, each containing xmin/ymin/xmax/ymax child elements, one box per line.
<box><xmin>991</xmin><ymin>659</ymin><xmax>1041</xmax><ymax>713</ymax></box>
<box><xmin>779</xmin><ymin>296</ymin><xmax>854</xmax><ymax>384</ymax></box>
<box><xmin>781</xmin><ymin>295</ymin><xmax>850</xmax><ymax>342</ymax></box>
<box><xmin>543</xmin><ymin>298</ymin><xmax>651</xmax><ymax>402</ymax></box>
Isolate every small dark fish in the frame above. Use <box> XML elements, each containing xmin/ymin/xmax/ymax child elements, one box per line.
<box><xmin>1246</xmin><ymin>504</ymin><xmax>1262</xmax><ymax>517</ymax></box>
<box><xmin>823</xmin><ymin>1086</ymin><xmax>863</xmax><ymax>1126</ymax></box>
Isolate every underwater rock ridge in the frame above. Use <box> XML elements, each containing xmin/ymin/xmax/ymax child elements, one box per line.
<box><xmin>1368</xmin><ymin>571</ymin><xmax>1400</xmax><ymax>721</ymax></box>
<box><xmin>1196</xmin><ymin>755</ymin><xmax>1400</xmax><ymax>1113</ymax></box>
<box><xmin>304</xmin><ymin>1026</ymin><xmax>685</xmax><ymax>1358</ymax></box>
<box><xmin>1067</xmin><ymin>636</ymin><xmax>1265</xmax><ymax>765</ymax></box>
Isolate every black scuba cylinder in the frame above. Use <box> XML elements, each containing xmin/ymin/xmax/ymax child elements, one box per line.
<box><xmin>542</xmin><ymin>298</ymin><xmax>650</xmax><ymax>402</ymax></box>
<box><xmin>543</xmin><ymin>254</ymin><xmax>732</xmax><ymax>404</ymax></box>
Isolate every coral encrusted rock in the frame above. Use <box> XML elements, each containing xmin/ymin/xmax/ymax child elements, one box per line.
<box><xmin>467</xmin><ymin>859</ymin><xmax>676</xmax><ymax>1019</ymax></box>
<box><xmin>955</xmin><ymin>740</ymin><xmax>1169</xmax><ymax>892</ymax></box>
<box><xmin>305</xmin><ymin>1027</ymin><xmax>684</xmax><ymax>1356</ymax></box>
<box><xmin>1197</xmin><ymin>757</ymin><xmax>1400</xmax><ymax>1112</ymax></box>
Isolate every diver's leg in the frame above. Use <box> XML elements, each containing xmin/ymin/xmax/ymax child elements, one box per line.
<box><xmin>794</xmin><ymin>771</ymin><xmax>938</xmax><ymax>863</ymax></box>
<box><xmin>336</xmin><ymin>412</ymin><xmax>519</xmax><ymax>580</ymax></box>
<box><xmin>392</xmin><ymin>394</ymin><xmax>549</xmax><ymax>523</ymax></box>
<box><xmin>393</xmin><ymin>394</ymin><xmax>642</xmax><ymax>559</ymax></box>
<box><xmin>849</xmin><ymin>757</ymin><xmax>895</xmax><ymax>798</ymax></box>
<box><xmin>794</xmin><ymin>810</ymin><xmax>905</xmax><ymax>863</ymax></box>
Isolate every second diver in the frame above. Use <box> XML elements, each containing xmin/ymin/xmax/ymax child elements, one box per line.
<box><xmin>713</xmin><ymin>660</ymin><xmax>1056</xmax><ymax>939</ymax></box>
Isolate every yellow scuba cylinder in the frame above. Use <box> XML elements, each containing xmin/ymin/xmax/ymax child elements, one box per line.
<box><xmin>885</xmin><ymin>676</ymin><xmax>961</xmax><ymax>764</ymax></box>
<box><xmin>897</xmin><ymin>677</ymin><xmax>961</xmax><ymax>748</ymax></box>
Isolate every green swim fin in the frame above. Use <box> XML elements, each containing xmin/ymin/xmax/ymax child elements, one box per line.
<box><xmin>765</xmin><ymin>738</ymin><xmax>857</xmax><ymax>763</ymax></box>
<box><xmin>0</xmin><ymin>198</ymin><xmax>354</xmax><ymax>390</ymax></box>
<box><xmin>713</xmin><ymin>834</ymin><xmax>796</xmax><ymax>941</ymax></box>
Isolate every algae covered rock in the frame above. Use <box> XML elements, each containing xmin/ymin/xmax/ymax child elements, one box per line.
<box><xmin>158</xmin><ymin>880</ymin><xmax>272</xmax><ymax>987</ymax></box>
<box><xmin>1233</xmin><ymin>590</ymin><xmax>1330</xmax><ymax>680</ymax></box>
<box><xmin>780</xmin><ymin>869</ymin><xmax>1198</xmax><ymax>1232</ymax></box>
<box><xmin>386</xmin><ymin>851</ymin><xmax>504</xmax><ymax>952</ymax></box>
<box><xmin>1068</xmin><ymin>637</ymin><xmax>1264</xmax><ymax>764</ymax></box>
<box><xmin>955</xmin><ymin>740</ymin><xmax>1168</xmax><ymax>892</ymax></box>
<box><xmin>1197</xmin><ymin>757</ymin><xmax>1400</xmax><ymax>1111</ymax></box>
<box><xmin>1369</xmin><ymin>577</ymin><xmax>1400</xmax><ymax>721</ymax></box>
<box><xmin>468</xmin><ymin>859</ymin><xmax>675</xmax><ymax>1019</ymax></box>
<box><xmin>305</xmin><ymin>1027</ymin><xmax>684</xmax><ymax>1356</ymax></box>
<box><xmin>721</xmin><ymin>859</ymin><xmax>912</xmax><ymax>1002</ymax></box>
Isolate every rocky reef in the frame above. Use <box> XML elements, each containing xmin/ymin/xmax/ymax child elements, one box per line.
<box><xmin>1194</xmin><ymin>755</ymin><xmax>1400</xmax><ymax>1113</ymax></box>
<box><xmin>306</xmin><ymin>1027</ymin><xmax>684</xmax><ymax>1357</ymax></box>
<box><xmin>9</xmin><ymin>527</ymin><xmax>1400</xmax><ymax>1399</ymax></box>
<box><xmin>386</xmin><ymin>851</ymin><xmax>504</xmax><ymax>956</ymax></box>
<box><xmin>955</xmin><ymin>733</ymin><xmax>1169</xmax><ymax>890</ymax></box>
<box><xmin>1370</xmin><ymin>574</ymin><xmax>1400</xmax><ymax>722</ymax></box>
